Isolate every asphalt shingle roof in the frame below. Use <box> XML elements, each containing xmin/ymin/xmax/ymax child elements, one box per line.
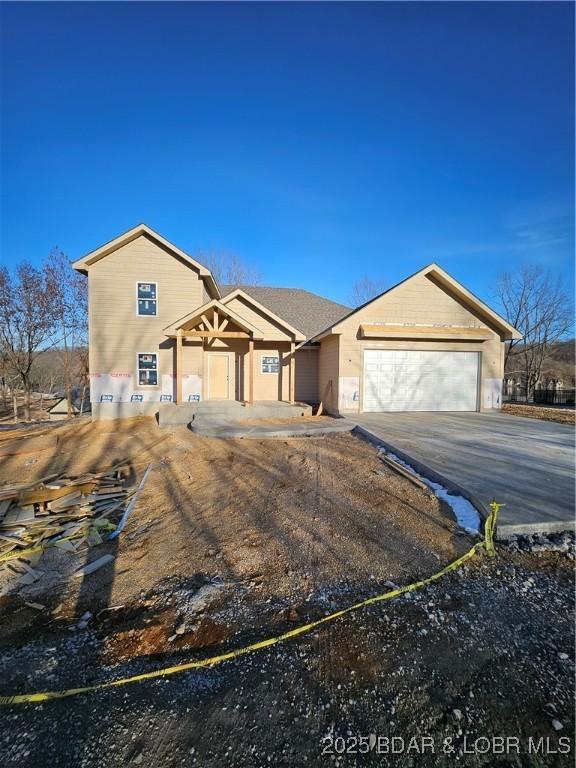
<box><xmin>219</xmin><ymin>285</ymin><xmax>351</xmax><ymax>341</ymax></box>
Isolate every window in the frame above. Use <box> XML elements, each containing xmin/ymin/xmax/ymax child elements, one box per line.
<box><xmin>261</xmin><ymin>355</ymin><xmax>280</xmax><ymax>374</ymax></box>
<box><xmin>137</xmin><ymin>282</ymin><xmax>157</xmax><ymax>316</ymax></box>
<box><xmin>138</xmin><ymin>353</ymin><xmax>158</xmax><ymax>386</ymax></box>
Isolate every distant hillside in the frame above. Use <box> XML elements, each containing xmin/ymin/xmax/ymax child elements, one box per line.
<box><xmin>506</xmin><ymin>339</ymin><xmax>575</xmax><ymax>386</ymax></box>
<box><xmin>22</xmin><ymin>347</ymin><xmax>87</xmax><ymax>396</ymax></box>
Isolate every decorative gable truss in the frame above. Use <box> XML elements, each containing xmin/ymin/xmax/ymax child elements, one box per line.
<box><xmin>163</xmin><ymin>299</ymin><xmax>264</xmax><ymax>341</ymax></box>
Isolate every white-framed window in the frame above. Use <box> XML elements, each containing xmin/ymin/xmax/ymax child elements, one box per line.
<box><xmin>137</xmin><ymin>353</ymin><xmax>158</xmax><ymax>386</ymax></box>
<box><xmin>137</xmin><ymin>282</ymin><xmax>157</xmax><ymax>316</ymax></box>
<box><xmin>261</xmin><ymin>355</ymin><xmax>280</xmax><ymax>374</ymax></box>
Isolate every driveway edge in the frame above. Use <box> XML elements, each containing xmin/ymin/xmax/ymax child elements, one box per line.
<box><xmin>351</xmin><ymin>424</ymin><xmax>490</xmax><ymax>532</ymax></box>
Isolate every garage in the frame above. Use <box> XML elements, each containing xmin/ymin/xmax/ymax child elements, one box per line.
<box><xmin>363</xmin><ymin>350</ymin><xmax>479</xmax><ymax>412</ymax></box>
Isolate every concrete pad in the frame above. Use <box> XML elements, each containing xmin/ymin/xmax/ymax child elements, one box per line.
<box><xmin>189</xmin><ymin>420</ymin><xmax>352</xmax><ymax>439</ymax></box>
<box><xmin>159</xmin><ymin>401</ymin><xmax>312</xmax><ymax>427</ymax></box>
<box><xmin>351</xmin><ymin>412</ymin><xmax>575</xmax><ymax>539</ymax></box>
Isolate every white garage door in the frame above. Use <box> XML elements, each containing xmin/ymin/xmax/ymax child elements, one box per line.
<box><xmin>363</xmin><ymin>350</ymin><xmax>479</xmax><ymax>412</ymax></box>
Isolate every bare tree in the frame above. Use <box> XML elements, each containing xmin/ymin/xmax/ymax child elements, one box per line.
<box><xmin>496</xmin><ymin>265</ymin><xmax>573</xmax><ymax>399</ymax></box>
<box><xmin>349</xmin><ymin>275</ymin><xmax>386</xmax><ymax>307</ymax></box>
<box><xmin>0</xmin><ymin>262</ymin><xmax>56</xmax><ymax>420</ymax></box>
<box><xmin>200</xmin><ymin>250</ymin><xmax>262</xmax><ymax>286</ymax></box>
<box><xmin>45</xmin><ymin>247</ymin><xmax>88</xmax><ymax>416</ymax></box>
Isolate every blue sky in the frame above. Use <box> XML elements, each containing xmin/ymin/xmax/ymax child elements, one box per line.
<box><xmin>1</xmin><ymin>1</ymin><xmax>573</xmax><ymax>307</ymax></box>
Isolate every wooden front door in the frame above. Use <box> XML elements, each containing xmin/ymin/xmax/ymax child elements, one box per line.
<box><xmin>208</xmin><ymin>354</ymin><xmax>230</xmax><ymax>399</ymax></box>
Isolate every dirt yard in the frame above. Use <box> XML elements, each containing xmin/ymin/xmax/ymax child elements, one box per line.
<box><xmin>503</xmin><ymin>403</ymin><xmax>575</xmax><ymax>425</ymax></box>
<box><xmin>0</xmin><ymin>417</ymin><xmax>573</xmax><ymax>767</ymax></box>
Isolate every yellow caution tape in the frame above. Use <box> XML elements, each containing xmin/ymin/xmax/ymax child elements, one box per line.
<box><xmin>0</xmin><ymin>505</ymin><xmax>498</xmax><ymax>706</ymax></box>
<box><xmin>485</xmin><ymin>500</ymin><xmax>504</xmax><ymax>558</ymax></box>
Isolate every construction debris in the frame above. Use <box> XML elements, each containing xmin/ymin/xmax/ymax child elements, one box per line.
<box><xmin>109</xmin><ymin>464</ymin><xmax>152</xmax><ymax>540</ymax></box>
<box><xmin>377</xmin><ymin>451</ymin><xmax>430</xmax><ymax>492</ymax></box>
<box><xmin>0</xmin><ymin>468</ymin><xmax>132</xmax><ymax>585</ymax></box>
<box><xmin>73</xmin><ymin>554</ymin><xmax>115</xmax><ymax>578</ymax></box>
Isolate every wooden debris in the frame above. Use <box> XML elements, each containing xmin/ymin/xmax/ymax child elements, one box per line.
<box><xmin>0</xmin><ymin>468</ymin><xmax>132</xmax><ymax>569</ymax></box>
<box><xmin>109</xmin><ymin>464</ymin><xmax>152</xmax><ymax>540</ymax></box>
<box><xmin>24</xmin><ymin>601</ymin><xmax>45</xmax><ymax>611</ymax></box>
<box><xmin>73</xmin><ymin>554</ymin><xmax>115</xmax><ymax>577</ymax></box>
<box><xmin>378</xmin><ymin>453</ymin><xmax>430</xmax><ymax>492</ymax></box>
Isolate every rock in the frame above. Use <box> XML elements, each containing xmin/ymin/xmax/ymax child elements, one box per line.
<box><xmin>558</xmin><ymin>652</ymin><xmax>569</xmax><ymax>660</ymax></box>
<box><xmin>175</xmin><ymin>623</ymin><xmax>186</xmax><ymax>635</ymax></box>
<box><xmin>453</xmin><ymin>709</ymin><xmax>463</xmax><ymax>721</ymax></box>
<box><xmin>551</xmin><ymin>719</ymin><xmax>564</xmax><ymax>731</ymax></box>
<box><xmin>78</xmin><ymin>611</ymin><xmax>92</xmax><ymax>629</ymax></box>
<box><xmin>133</xmin><ymin>753</ymin><xmax>143</xmax><ymax>764</ymax></box>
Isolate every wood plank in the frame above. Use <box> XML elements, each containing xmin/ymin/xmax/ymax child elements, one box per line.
<box><xmin>200</xmin><ymin>313</ymin><xmax>214</xmax><ymax>331</ymax></box>
<box><xmin>0</xmin><ymin>499</ymin><xmax>13</xmax><ymax>518</ymax></box>
<box><xmin>183</xmin><ymin>331</ymin><xmax>249</xmax><ymax>339</ymax></box>
<box><xmin>289</xmin><ymin>341</ymin><xmax>295</xmax><ymax>404</ymax></box>
<box><xmin>248</xmin><ymin>338</ymin><xmax>254</xmax><ymax>405</ymax></box>
<box><xmin>176</xmin><ymin>329</ymin><xmax>183</xmax><ymax>405</ymax></box>
<box><xmin>359</xmin><ymin>324</ymin><xmax>493</xmax><ymax>340</ymax></box>
<box><xmin>74</xmin><ymin>554</ymin><xmax>115</xmax><ymax>577</ymax></box>
<box><xmin>19</xmin><ymin>482</ymin><xmax>95</xmax><ymax>506</ymax></box>
<box><xmin>377</xmin><ymin>454</ymin><xmax>429</xmax><ymax>492</ymax></box>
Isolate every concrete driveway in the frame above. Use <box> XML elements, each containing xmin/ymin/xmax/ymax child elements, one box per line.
<box><xmin>352</xmin><ymin>412</ymin><xmax>575</xmax><ymax>537</ymax></box>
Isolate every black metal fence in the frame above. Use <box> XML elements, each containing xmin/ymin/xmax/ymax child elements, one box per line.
<box><xmin>533</xmin><ymin>388</ymin><xmax>575</xmax><ymax>406</ymax></box>
<box><xmin>504</xmin><ymin>386</ymin><xmax>575</xmax><ymax>406</ymax></box>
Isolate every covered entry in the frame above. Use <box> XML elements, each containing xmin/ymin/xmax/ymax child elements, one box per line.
<box><xmin>363</xmin><ymin>350</ymin><xmax>479</xmax><ymax>412</ymax></box>
<box><xmin>164</xmin><ymin>296</ymin><xmax>304</xmax><ymax>405</ymax></box>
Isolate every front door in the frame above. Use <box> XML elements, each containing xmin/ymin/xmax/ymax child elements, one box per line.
<box><xmin>208</xmin><ymin>354</ymin><xmax>230</xmax><ymax>399</ymax></box>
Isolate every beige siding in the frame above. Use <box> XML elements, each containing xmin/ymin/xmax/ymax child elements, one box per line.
<box><xmin>203</xmin><ymin>340</ymin><xmax>291</xmax><ymax>401</ymax></box>
<box><xmin>337</xmin><ymin>272</ymin><xmax>488</xmax><ymax>332</ymax></box>
<box><xmin>334</xmin><ymin>273</ymin><xmax>505</xmax><ymax>414</ymax></box>
<box><xmin>88</xmin><ymin>234</ymin><xmax>207</xmax><ymax>402</ymax></box>
<box><xmin>241</xmin><ymin>342</ymin><xmax>291</xmax><ymax>401</ymax></box>
<box><xmin>318</xmin><ymin>336</ymin><xmax>339</xmax><ymax>414</ymax></box>
<box><xmin>224</xmin><ymin>296</ymin><xmax>293</xmax><ymax>341</ymax></box>
<box><xmin>295</xmin><ymin>348</ymin><xmax>319</xmax><ymax>402</ymax></box>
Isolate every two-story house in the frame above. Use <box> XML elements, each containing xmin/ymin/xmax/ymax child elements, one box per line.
<box><xmin>73</xmin><ymin>224</ymin><xmax>521</xmax><ymax>420</ymax></box>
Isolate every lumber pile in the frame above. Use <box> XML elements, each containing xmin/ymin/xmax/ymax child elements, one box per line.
<box><xmin>0</xmin><ymin>469</ymin><xmax>130</xmax><ymax>580</ymax></box>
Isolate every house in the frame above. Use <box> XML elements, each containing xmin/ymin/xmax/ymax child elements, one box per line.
<box><xmin>72</xmin><ymin>225</ymin><xmax>521</xmax><ymax>420</ymax></box>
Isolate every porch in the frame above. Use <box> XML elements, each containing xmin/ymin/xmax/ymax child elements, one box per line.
<box><xmin>157</xmin><ymin>399</ymin><xmax>313</xmax><ymax>427</ymax></box>
<box><xmin>165</xmin><ymin>299</ymin><xmax>302</xmax><ymax>406</ymax></box>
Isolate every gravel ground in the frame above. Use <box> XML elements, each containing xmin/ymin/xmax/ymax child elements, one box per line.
<box><xmin>0</xmin><ymin>545</ymin><xmax>573</xmax><ymax>767</ymax></box>
<box><xmin>0</xmin><ymin>420</ymin><xmax>573</xmax><ymax>766</ymax></box>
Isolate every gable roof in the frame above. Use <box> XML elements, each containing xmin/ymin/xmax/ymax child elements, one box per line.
<box><xmin>163</xmin><ymin>298</ymin><xmax>264</xmax><ymax>339</ymax></box>
<box><xmin>308</xmin><ymin>263</ymin><xmax>522</xmax><ymax>342</ymax></box>
<box><xmin>220</xmin><ymin>288</ymin><xmax>306</xmax><ymax>341</ymax></box>
<box><xmin>220</xmin><ymin>285</ymin><xmax>351</xmax><ymax>341</ymax></box>
<box><xmin>72</xmin><ymin>224</ymin><xmax>220</xmax><ymax>298</ymax></box>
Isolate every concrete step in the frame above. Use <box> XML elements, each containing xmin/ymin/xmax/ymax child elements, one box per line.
<box><xmin>158</xmin><ymin>401</ymin><xmax>312</xmax><ymax>427</ymax></box>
